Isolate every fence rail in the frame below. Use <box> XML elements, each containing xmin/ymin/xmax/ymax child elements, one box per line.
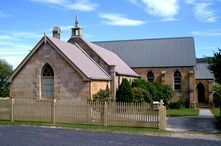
<box><xmin>0</xmin><ymin>98</ymin><xmax>166</xmax><ymax>130</ymax></box>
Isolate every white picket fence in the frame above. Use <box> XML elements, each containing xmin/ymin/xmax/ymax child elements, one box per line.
<box><xmin>0</xmin><ymin>98</ymin><xmax>166</xmax><ymax>130</ymax></box>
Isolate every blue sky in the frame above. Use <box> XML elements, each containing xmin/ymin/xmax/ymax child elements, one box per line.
<box><xmin>0</xmin><ymin>0</ymin><xmax>221</xmax><ymax>68</ymax></box>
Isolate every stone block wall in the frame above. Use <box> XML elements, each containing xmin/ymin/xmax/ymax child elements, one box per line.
<box><xmin>10</xmin><ymin>43</ymin><xmax>90</xmax><ymax>101</ymax></box>
<box><xmin>90</xmin><ymin>81</ymin><xmax>110</xmax><ymax>99</ymax></box>
<box><xmin>132</xmin><ymin>67</ymin><xmax>195</xmax><ymax>103</ymax></box>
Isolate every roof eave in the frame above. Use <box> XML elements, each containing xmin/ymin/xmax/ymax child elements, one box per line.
<box><xmin>90</xmin><ymin>77</ymin><xmax>111</xmax><ymax>81</ymax></box>
<box><xmin>116</xmin><ymin>72</ymin><xmax>140</xmax><ymax>78</ymax></box>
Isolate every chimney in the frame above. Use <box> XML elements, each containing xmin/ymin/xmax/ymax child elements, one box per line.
<box><xmin>52</xmin><ymin>26</ymin><xmax>61</xmax><ymax>39</ymax></box>
<box><xmin>71</xmin><ymin>14</ymin><xmax>83</xmax><ymax>38</ymax></box>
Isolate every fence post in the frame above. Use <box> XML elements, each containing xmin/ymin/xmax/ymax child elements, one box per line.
<box><xmin>159</xmin><ymin>99</ymin><xmax>166</xmax><ymax>130</ymax></box>
<box><xmin>10</xmin><ymin>98</ymin><xmax>14</xmax><ymax>122</ymax></box>
<box><xmin>51</xmin><ymin>99</ymin><xmax>56</xmax><ymax>124</ymax></box>
<box><xmin>104</xmin><ymin>101</ymin><xmax>108</xmax><ymax>126</ymax></box>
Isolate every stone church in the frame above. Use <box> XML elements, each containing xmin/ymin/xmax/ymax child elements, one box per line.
<box><xmin>8</xmin><ymin>17</ymin><xmax>214</xmax><ymax>107</ymax></box>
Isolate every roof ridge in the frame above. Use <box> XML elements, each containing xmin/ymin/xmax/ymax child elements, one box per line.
<box><xmin>87</xmin><ymin>42</ymin><xmax>139</xmax><ymax>77</ymax></box>
<box><xmin>89</xmin><ymin>42</ymin><xmax>117</xmax><ymax>59</ymax></box>
<box><xmin>92</xmin><ymin>36</ymin><xmax>194</xmax><ymax>43</ymax></box>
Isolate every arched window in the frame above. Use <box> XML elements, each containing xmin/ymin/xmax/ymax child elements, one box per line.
<box><xmin>174</xmin><ymin>71</ymin><xmax>181</xmax><ymax>90</ymax></box>
<box><xmin>42</xmin><ymin>64</ymin><xmax>54</xmax><ymax>97</ymax></box>
<box><xmin>147</xmin><ymin>71</ymin><xmax>154</xmax><ymax>82</ymax></box>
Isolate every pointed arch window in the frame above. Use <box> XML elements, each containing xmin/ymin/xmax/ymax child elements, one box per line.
<box><xmin>147</xmin><ymin>71</ymin><xmax>154</xmax><ymax>82</ymax></box>
<box><xmin>42</xmin><ymin>64</ymin><xmax>54</xmax><ymax>97</ymax></box>
<box><xmin>174</xmin><ymin>71</ymin><xmax>181</xmax><ymax>90</ymax></box>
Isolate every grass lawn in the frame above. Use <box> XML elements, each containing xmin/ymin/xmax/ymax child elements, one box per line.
<box><xmin>0</xmin><ymin>120</ymin><xmax>169</xmax><ymax>135</ymax></box>
<box><xmin>211</xmin><ymin>108</ymin><xmax>220</xmax><ymax>119</ymax></box>
<box><xmin>167</xmin><ymin>108</ymin><xmax>199</xmax><ymax>117</ymax></box>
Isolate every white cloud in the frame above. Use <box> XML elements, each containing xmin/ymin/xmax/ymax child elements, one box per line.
<box><xmin>99</xmin><ymin>13</ymin><xmax>145</xmax><ymax>26</ymax></box>
<box><xmin>31</xmin><ymin>0</ymin><xmax>97</xmax><ymax>12</ymax></box>
<box><xmin>194</xmin><ymin>2</ymin><xmax>217</xmax><ymax>22</ymax></box>
<box><xmin>130</xmin><ymin>0</ymin><xmax>179</xmax><ymax>21</ymax></box>
<box><xmin>192</xmin><ymin>29</ymin><xmax>221</xmax><ymax>36</ymax></box>
<box><xmin>185</xmin><ymin>0</ymin><xmax>217</xmax><ymax>22</ymax></box>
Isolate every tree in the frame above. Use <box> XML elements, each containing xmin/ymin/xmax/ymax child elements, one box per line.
<box><xmin>116</xmin><ymin>78</ymin><xmax>133</xmax><ymax>102</ymax></box>
<box><xmin>0</xmin><ymin>58</ymin><xmax>13</xmax><ymax>97</ymax></box>
<box><xmin>207</xmin><ymin>48</ymin><xmax>221</xmax><ymax>84</ymax></box>
<box><xmin>213</xmin><ymin>83</ymin><xmax>221</xmax><ymax>107</ymax></box>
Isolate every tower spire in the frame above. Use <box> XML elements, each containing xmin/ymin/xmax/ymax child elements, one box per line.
<box><xmin>75</xmin><ymin>14</ymin><xmax>79</xmax><ymax>27</ymax></box>
<box><xmin>71</xmin><ymin>14</ymin><xmax>83</xmax><ymax>38</ymax></box>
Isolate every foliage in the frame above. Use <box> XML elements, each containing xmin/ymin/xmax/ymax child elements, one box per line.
<box><xmin>116</xmin><ymin>78</ymin><xmax>133</xmax><ymax>102</ymax></box>
<box><xmin>0</xmin><ymin>59</ymin><xmax>13</xmax><ymax>97</ymax></box>
<box><xmin>132</xmin><ymin>87</ymin><xmax>151</xmax><ymax>103</ymax></box>
<box><xmin>92</xmin><ymin>86</ymin><xmax>111</xmax><ymax>102</ymax></box>
<box><xmin>207</xmin><ymin>48</ymin><xmax>221</xmax><ymax>84</ymax></box>
<box><xmin>213</xmin><ymin>83</ymin><xmax>221</xmax><ymax>107</ymax></box>
<box><xmin>168</xmin><ymin>101</ymin><xmax>186</xmax><ymax>109</ymax></box>
<box><xmin>152</xmin><ymin>83</ymin><xmax>173</xmax><ymax>105</ymax></box>
<box><xmin>132</xmin><ymin>79</ymin><xmax>173</xmax><ymax>105</ymax></box>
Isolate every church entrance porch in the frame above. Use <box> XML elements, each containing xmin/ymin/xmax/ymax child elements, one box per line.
<box><xmin>197</xmin><ymin>82</ymin><xmax>209</xmax><ymax>108</ymax></box>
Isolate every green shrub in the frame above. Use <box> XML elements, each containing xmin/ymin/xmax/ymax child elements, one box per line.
<box><xmin>152</xmin><ymin>82</ymin><xmax>173</xmax><ymax>105</ymax></box>
<box><xmin>116</xmin><ymin>78</ymin><xmax>133</xmax><ymax>102</ymax></box>
<box><xmin>92</xmin><ymin>87</ymin><xmax>111</xmax><ymax>102</ymax></box>
<box><xmin>132</xmin><ymin>87</ymin><xmax>151</xmax><ymax>103</ymax></box>
<box><xmin>132</xmin><ymin>79</ymin><xmax>173</xmax><ymax>104</ymax></box>
<box><xmin>168</xmin><ymin>101</ymin><xmax>186</xmax><ymax>109</ymax></box>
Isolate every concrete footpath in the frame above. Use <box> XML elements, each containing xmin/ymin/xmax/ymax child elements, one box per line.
<box><xmin>166</xmin><ymin>108</ymin><xmax>219</xmax><ymax>133</ymax></box>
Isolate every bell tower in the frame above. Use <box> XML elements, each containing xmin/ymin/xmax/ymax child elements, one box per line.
<box><xmin>71</xmin><ymin>14</ymin><xmax>83</xmax><ymax>38</ymax></box>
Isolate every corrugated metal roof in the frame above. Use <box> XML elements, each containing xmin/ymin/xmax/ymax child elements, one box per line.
<box><xmin>86</xmin><ymin>42</ymin><xmax>139</xmax><ymax>77</ymax></box>
<box><xmin>93</xmin><ymin>37</ymin><xmax>196</xmax><ymax>67</ymax></box>
<box><xmin>48</xmin><ymin>36</ymin><xmax>110</xmax><ymax>80</ymax></box>
<box><xmin>195</xmin><ymin>63</ymin><xmax>214</xmax><ymax>80</ymax></box>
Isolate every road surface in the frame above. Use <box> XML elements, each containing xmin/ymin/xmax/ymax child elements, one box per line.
<box><xmin>0</xmin><ymin>125</ymin><xmax>220</xmax><ymax>146</ymax></box>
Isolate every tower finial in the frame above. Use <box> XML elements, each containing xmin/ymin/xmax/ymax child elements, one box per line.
<box><xmin>75</xmin><ymin>14</ymin><xmax>79</xmax><ymax>27</ymax></box>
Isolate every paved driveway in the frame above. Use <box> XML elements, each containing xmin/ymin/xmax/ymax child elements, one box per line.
<box><xmin>167</xmin><ymin>108</ymin><xmax>220</xmax><ymax>133</ymax></box>
<box><xmin>0</xmin><ymin>125</ymin><xmax>220</xmax><ymax>146</ymax></box>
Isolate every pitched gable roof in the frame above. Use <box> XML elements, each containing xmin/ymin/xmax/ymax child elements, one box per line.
<box><xmin>8</xmin><ymin>36</ymin><xmax>110</xmax><ymax>82</ymax></box>
<box><xmin>47</xmin><ymin>36</ymin><xmax>110</xmax><ymax>80</ymax></box>
<box><xmin>195</xmin><ymin>63</ymin><xmax>214</xmax><ymax>80</ymax></box>
<box><xmin>93</xmin><ymin>37</ymin><xmax>196</xmax><ymax>68</ymax></box>
<box><xmin>86</xmin><ymin>42</ymin><xmax>139</xmax><ymax>77</ymax></box>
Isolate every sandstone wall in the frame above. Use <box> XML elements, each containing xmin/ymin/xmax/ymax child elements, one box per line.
<box><xmin>132</xmin><ymin>67</ymin><xmax>195</xmax><ymax>103</ymax></box>
<box><xmin>90</xmin><ymin>81</ymin><xmax>110</xmax><ymax>99</ymax></box>
<box><xmin>195</xmin><ymin>79</ymin><xmax>214</xmax><ymax>105</ymax></box>
<box><xmin>10</xmin><ymin>43</ymin><xmax>90</xmax><ymax>101</ymax></box>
